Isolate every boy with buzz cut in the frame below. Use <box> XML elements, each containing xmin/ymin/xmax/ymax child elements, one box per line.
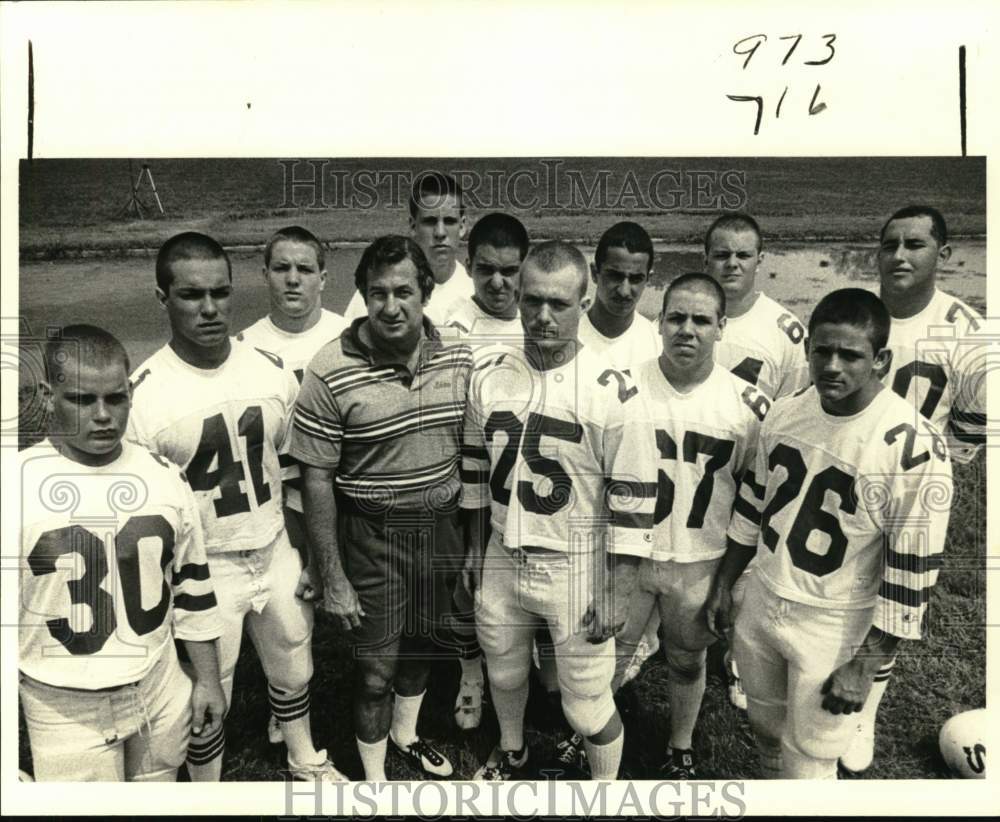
<box><xmin>836</xmin><ymin>205</ymin><xmax>987</xmax><ymax>774</ymax></box>
<box><xmin>344</xmin><ymin>172</ymin><xmax>472</xmax><ymax>325</ymax></box>
<box><xmin>238</xmin><ymin>225</ymin><xmax>346</xmax><ymax>744</ymax></box>
<box><xmin>706</xmin><ymin>288</ymin><xmax>952</xmax><ymax>779</ymax></box>
<box><xmin>18</xmin><ymin>324</ymin><xmax>226</xmax><ymax>781</ymax></box>
<box><xmin>444</xmin><ymin>212</ymin><xmax>528</xmax><ymax>339</ymax></box>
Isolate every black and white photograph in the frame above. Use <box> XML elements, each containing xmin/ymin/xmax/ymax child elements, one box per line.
<box><xmin>2</xmin><ymin>3</ymin><xmax>997</xmax><ymax>818</ymax></box>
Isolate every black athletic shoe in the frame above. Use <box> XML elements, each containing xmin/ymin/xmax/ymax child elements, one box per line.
<box><xmin>662</xmin><ymin>746</ymin><xmax>697</xmax><ymax>779</ymax></box>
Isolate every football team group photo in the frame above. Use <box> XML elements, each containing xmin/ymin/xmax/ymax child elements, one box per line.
<box><xmin>14</xmin><ymin>157</ymin><xmax>987</xmax><ymax>784</ymax></box>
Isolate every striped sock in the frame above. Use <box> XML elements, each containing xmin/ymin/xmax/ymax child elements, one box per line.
<box><xmin>186</xmin><ymin>723</ymin><xmax>225</xmax><ymax>781</ymax></box>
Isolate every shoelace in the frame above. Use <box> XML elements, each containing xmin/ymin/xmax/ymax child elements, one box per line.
<box><xmin>407</xmin><ymin>739</ymin><xmax>444</xmax><ymax>766</ymax></box>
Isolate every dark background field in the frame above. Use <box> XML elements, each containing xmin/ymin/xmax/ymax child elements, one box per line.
<box><xmin>15</xmin><ymin>157</ymin><xmax>988</xmax><ymax>781</ymax></box>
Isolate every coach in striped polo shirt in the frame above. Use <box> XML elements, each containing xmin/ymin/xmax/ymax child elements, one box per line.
<box><xmin>289</xmin><ymin>235</ymin><xmax>473</xmax><ymax>782</ymax></box>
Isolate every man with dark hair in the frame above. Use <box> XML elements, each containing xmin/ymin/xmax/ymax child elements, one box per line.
<box><xmin>128</xmin><ymin>232</ymin><xmax>345</xmax><ymax>782</ymax></box>
<box><xmin>463</xmin><ymin>240</ymin><xmax>655</xmax><ymax>781</ymax></box>
<box><xmin>836</xmin><ymin>205</ymin><xmax>986</xmax><ymax>774</ymax></box>
<box><xmin>609</xmin><ymin>272</ymin><xmax>770</xmax><ymax>778</ymax></box>
<box><xmin>19</xmin><ymin>324</ymin><xmax>226</xmax><ymax>782</ymax></box>
<box><xmin>444</xmin><ymin>212</ymin><xmax>528</xmax><ymax>339</ymax></box>
<box><xmin>706</xmin><ymin>288</ymin><xmax>952</xmax><ymax>779</ymax></box>
<box><xmin>344</xmin><ymin>173</ymin><xmax>472</xmax><ymax>324</ymax></box>
<box><xmin>238</xmin><ymin>225</ymin><xmax>346</xmax><ymax>745</ymax></box>
<box><xmin>703</xmin><ymin>212</ymin><xmax>811</xmax><ymax>710</ymax></box>
<box><xmin>290</xmin><ymin>234</ymin><xmax>474</xmax><ymax>781</ymax></box>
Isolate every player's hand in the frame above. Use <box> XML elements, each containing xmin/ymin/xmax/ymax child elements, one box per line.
<box><xmin>295</xmin><ymin>565</ymin><xmax>322</xmax><ymax>602</ymax></box>
<box><xmin>461</xmin><ymin>549</ymin><xmax>484</xmax><ymax>600</ymax></box>
<box><xmin>582</xmin><ymin>589</ymin><xmax>624</xmax><ymax>644</ymax></box>
<box><xmin>820</xmin><ymin>657</ymin><xmax>875</xmax><ymax>715</ymax></box>
<box><xmin>705</xmin><ymin>580</ymin><xmax>734</xmax><ymax>640</ymax></box>
<box><xmin>322</xmin><ymin>580</ymin><xmax>365</xmax><ymax>633</ymax></box>
<box><xmin>190</xmin><ymin>677</ymin><xmax>227</xmax><ymax>739</ymax></box>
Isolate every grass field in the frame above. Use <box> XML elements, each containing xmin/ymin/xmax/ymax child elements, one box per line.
<box><xmin>14</xmin><ymin>157</ymin><xmax>988</xmax><ymax>782</ymax></box>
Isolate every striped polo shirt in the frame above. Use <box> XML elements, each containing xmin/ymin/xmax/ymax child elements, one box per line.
<box><xmin>289</xmin><ymin>317</ymin><xmax>473</xmax><ymax>512</ymax></box>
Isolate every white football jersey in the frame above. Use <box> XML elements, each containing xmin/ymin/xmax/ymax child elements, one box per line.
<box><xmin>344</xmin><ymin>260</ymin><xmax>473</xmax><ymax>326</ymax></box>
<box><xmin>883</xmin><ymin>288</ymin><xmax>987</xmax><ymax>464</ymax></box>
<box><xmin>127</xmin><ymin>340</ymin><xmax>299</xmax><ymax>554</ymax></box>
<box><xmin>461</xmin><ymin>344</ymin><xmax>655</xmax><ymax>555</ymax></box>
<box><xmin>577</xmin><ymin>311</ymin><xmax>660</xmax><ymax>371</ymax></box>
<box><xmin>443</xmin><ymin>298</ymin><xmax>522</xmax><ymax>340</ymax></box>
<box><xmin>238</xmin><ymin>309</ymin><xmax>347</xmax><ymax>511</ymax></box>
<box><xmin>18</xmin><ymin>440</ymin><xmax>221</xmax><ymax>689</ymax></box>
<box><xmin>626</xmin><ymin>360</ymin><xmax>769</xmax><ymax>562</ymax></box>
<box><xmin>716</xmin><ymin>293</ymin><xmax>810</xmax><ymax>399</ymax></box>
<box><xmin>728</xmin><ymin>386</ymin><xmax>952</xmax><ymax>640</ymax></box>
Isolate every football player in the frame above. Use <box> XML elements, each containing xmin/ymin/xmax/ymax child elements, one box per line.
<box><xmin>127</xmin><ymin>232</ymin><xmax>346</xmax><ymax>782</ymax></box>
<box><xmin>290</xmin><ymin>235</ymin><xmax>472</xmax><ymax>781</ymax></box>
<box><xmin>237</xmin><ymin>226</ymin><xmax>346</xmax><ymax>744</ymax></box>
<box><xmin>344</xmin><ymin>173</ymin><xmax>472</xmax><ymax>324</ymax></box>
<box><xmin>703</xmin><ymin>212</ymin><xmax>810</xmax><ymax>711</ymax></box>
<box><xmin>462</xmin><ymin>240</ymin><xmax>655</xmax><ymax>781</ymax></box>
<box><xmin>546</xmin><ymin>221</ymin><xmax>661</xmax><ymax>774</ymax></box>
<box><xmin>611</xmin><ymin>273</ymin><xmax>770</xmax><ymax>778</ymax></box>
<box><xmin>443</xmin><ymin>212</ymin><xmax>528</xmax><ymax>339</ymax></box>
<box><xmin>838</xmin><ymin>205</ymin><xmax>986</xmax><ymax>773</ymax></box>
<box><xmin>440</xmin><ymin>213</ymin><xmax>529</xmax><ymax>731</ymax></box>
<box><xmin>707</xmin><ymin>288</ymin><xmax>952</xmax><ymax>779</ymax></box>
<box><xmin>18</xmin><ymin>324</ymin><xmax>225</xmax><ymax>781</ymax></box>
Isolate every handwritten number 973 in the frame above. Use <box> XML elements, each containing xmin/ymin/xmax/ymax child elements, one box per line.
<box><xmin>733</xmin><ymin>34</ymin><xmax>836</xmax><ymax>69</ymax></box>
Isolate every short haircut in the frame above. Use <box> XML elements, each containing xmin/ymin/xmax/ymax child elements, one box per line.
<box><xmin>264</xmin><ymin>225</ymin><xmax>325</xmax><ymax>270</ymax></box>
<box><xmin>409</xmin><ymin>172</ymin><xmax>464</xmax><ymax>218</ymax></box>
<box><xmin>879</xmin><ymin>205</ymin><xmax>948</xmax><ymax>246</ymax></box>
<box><xmin>703</xmin><ymin>212</ymin><xmax>763</xmax><ymax>255</ymax></box>
<box><xmin>660</xmin><ymin>272</ymin><xmax>727</xmax><ymax>318</ymax></box>
<box><xmin>594</xmin><ymin>221</ymin><xmax>654</xmax><ymax>272</ymax></box>
<box><xmin>808</xmin><ymin>288</ymin><xmax>890</xmax><ymax>352</ymax></box>
<box><xmin>155</xmin><ymin>231</ymin><xmax>232</xmax><ymax>294</ymax></box>
<box><xmin>354</xmin><ymin>235</ymin><xmax>435</xmax><ymax>303</ymax></box>
<box><xmin>44</xmin><ymin>324</ymin><xmax>130</xmax><ymax>384</ymax></box>
<box><xmin>467</xmin><ymin>213</ymin><xmax>530</xmax><ymax>263</ymax></box>
<box><xmin>521</xmin><ymin>240</ymin><xmax>589</xmax><ymax>298</ymax></box>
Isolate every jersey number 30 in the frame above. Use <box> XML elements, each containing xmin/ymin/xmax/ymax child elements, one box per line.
<box><xmin>27</xmin><ymin>516</ymin><xmax>175</xmax><ymax>655</ymax></box>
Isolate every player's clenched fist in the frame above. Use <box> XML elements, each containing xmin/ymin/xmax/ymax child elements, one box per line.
<box><xmin>295</xmin><ymin>565</ymin><xmax>322</xmax><ymax>602</ymax></box>
<box><xmin>821</xmin><ymin>658</ymin><xmax>876</xmax><ymax>716</ymax></box>
<box><xmin>322</xmin><ymin>580</ymin><xmax>365</xmax><ymax>632</ymax></box>
<box><xmin>191</xmin><ymin>676</ymin><xmax>228</xmax><ymax>739</ymax></box>
<box><xmin>704</xmin><ymin>580</ymin><xmax>734</xmax><ymax>640</ymax></box>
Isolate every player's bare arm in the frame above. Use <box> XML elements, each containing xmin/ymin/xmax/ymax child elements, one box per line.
<box><xmin>461</xmin><ymin>505</ymin><xmax>491</xmax><ymax>597</ymax></box>
<box><xmin>300</xmin><ymin>463</ymin><xmax>364</xmax><ymax>631</ymax></box>
<box><xmin>705</xmin><ymin>537</ymin><xmax>757</xmax><ymax>638</ymax></box>
<box><xmin>183</xmin><ymin>638</ymin><xmax>227</xmax><ymax>739</ymax></box>
<box><xmin>821</xmin><ymin>627</ymin><xmax>902</xmax><ymax>715</ymax></box>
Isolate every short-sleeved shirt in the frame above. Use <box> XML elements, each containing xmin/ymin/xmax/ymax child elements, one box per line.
<box><xmin>883</xmin><ymin>288</ymin><xmax>987</xmax><ymax>464</ymax></box>
<box><xmin>128</xmin><ymin>340</ymin><xmax>299</xmax><ymax>554</ymax></box>
<box><xmin>715</xmin><ymin>293</ymin><xmax>810</xmax><ymax>400</ymax></box>
<box><xmin>18</xmin><ymin>440</ymin><xmax>221</xmax><ymax>688</ymax></box>
<box><xmin>443</xmin><ymin>298</ymin><xmax>522</xmax><ymax>340</ymax></box>
<box><xmin>577</xmin><ymin>311</ymin><xmax>661</xmax><ymax>372</ymax></box>
<box><xmin>289</xmin><ymin>317</ymin><xmax>473</xmax><ymax>512</ymax></box>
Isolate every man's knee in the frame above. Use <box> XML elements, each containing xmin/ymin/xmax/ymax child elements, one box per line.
<box><xmin>485</xmin><ymin>652</ymin><xmax>531</xmax><ymax>693</ymax></box>
<box><xmin>356</xmin><ymin>661</ymin><xmax>395</xmax><ymax>702</ymax></box>
<box><xmin>561</xmin><ymin>688</ymin><xmax>616</xmax><ymax>738</ymax></box>
<box><xmin>664</xmin><ymin>646</ymin><xmax>707</xmax><ymax>684</ymax></box>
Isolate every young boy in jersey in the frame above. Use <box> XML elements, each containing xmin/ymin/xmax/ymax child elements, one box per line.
<box><xmin>462</xmin><ymin>241</ymin><xmax>656</xmax><ymax>781</ymax></box>
<box><xmin>443</xmin><ymin>212</ymin><xmax>528</xmax><ymax>339</ymax></box>
<box><xmin>238</xmin><ymin>226</ymin><xmax>346</xmax><ymax>744</ymax></box>
<box><xmin>546</xmin><ymin>221</ymin><xmax>661</xmax><ymax>774</ymax></box>
<box><xmin>18</xmin><ymin>324</ymin><xmax>225</xmax><ymax>781</ymax></box>
<box><xmin>703</xmin><ymin>212</ymin><xmax>811</xmax><ymax>710</ymax></box>
<box><xmin>344</xmin><ymin>173</ymin><xmax>472</xmax><ymax>325</ymax></box>
<box><xmin>127</xmin><ymin>232</ymin><xmax>346</xmax><ymax>782</ymax></box>
<box><xmin>837</xmin><ymin>205</ymin><xmax>986</xmax><ymax>773</ymax></box>
<box><xmin>706</xmin><ymin>288</ymin><xmax>952</xmax><ymax>779</ymax></box>
<box><xmin>611</xmin><ymin>273</ymin><xmax>771</xmax><ymax>778</ymax></box>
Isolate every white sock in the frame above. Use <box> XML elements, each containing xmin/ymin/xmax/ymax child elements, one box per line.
<box><xmin>357</xmin><ymin>735</ymin><xmax>388</xmax><ymax>782</ymax></box>
<box><xmin>667</xmin><ymin>662</ymin><xmax>706</xmax><ymax>751</ymax></box>
<box><xmin>389</xmin><ymin>690</ymin><xmax>424</xmax><ymax>747</ymax></box>
<box><xmin>460</xmin><ymin>655</ymin><xmax>484</xmax><ymax>682</ymax></box>
<box><xmin>491</xmin><ymin>680</ymin><xmax>529</xmax><ymax>751</ymax></box>
<box><xmin>859</xmin><ymin>665</ymin><xmax>893</xmax><ymax>730</ymax></box>
<box><xmin>584</xmin><ymin>728</ymin><xmax>624</xmax><ymax>780</ymax></box>
<box><xmin>757</xmin><ymin>736</ymin><xmax>782</xmax><ymax>779</ymax></box>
